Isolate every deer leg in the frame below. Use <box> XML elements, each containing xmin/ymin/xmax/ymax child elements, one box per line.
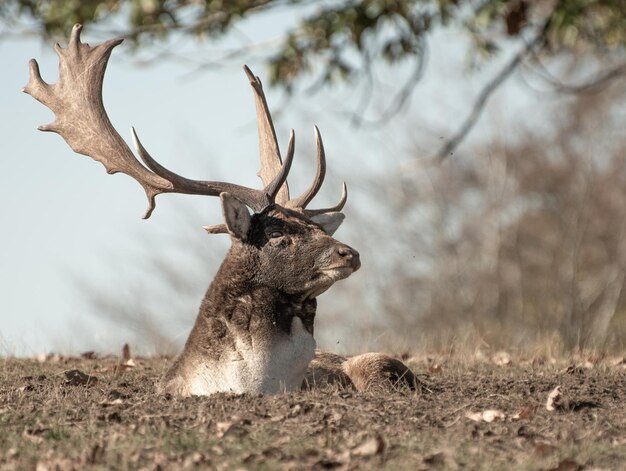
<box><xmin>302</xmin><ymin>351</ymin><xmax>353</xmax><ymax>390</ymax></box>
<box><xmin>303</xmin><ymin>351</ymin><xmax>420</xmax><ymax>392</ymax></box>
<box><xmin>342</xmin><ymin>353</ymin><xmax>420</xmax><ymax>392</ymax></box>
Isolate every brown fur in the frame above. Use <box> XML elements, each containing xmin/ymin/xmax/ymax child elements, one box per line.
<box><xmin>304</xmin><ymin>351</ymin><xmax>419</xmax><ymax>392</ymax></box>
<box><xmin>23</xmin><ymin>27</ymin><xmax>415</xmax><ymax>395</ymax></box>
<box><xmin>161</xmin><ymin>205</ymin><xmax>361</xmax><ymax>395</ymax></box>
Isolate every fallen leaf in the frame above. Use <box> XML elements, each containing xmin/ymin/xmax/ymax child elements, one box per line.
<box><xmin>269</xmin><ymin>413</ymin><xmax>286</xmax><ymax>423</ymax></box>
<box><xmin>98</xmin><ymin>411</ymin><xmax>122</xmax><ymax>423</ymax></box>
<box><xmin>562</xmin><ymin>364</ymin><xmax>588</xmax><ymax>375</ymax></box>
<box><xmin>422</xmin><ymin>451</ymin><xmax>446</xmax><ymax>468</ymax></box>
<box><xmin>516</xmin><ymin>425</ymin><xmax>537</xmax><ymax>438</ymax></box>
<box><xmin>511</xmin><ymin>406</ymin><xmax>535</xmax><ymax>421</ymax></box>
<box><xmin>35</xmin><ymin>353</ymin><xmax>49</xmax><ymax>363</ymax></box>
<box><xmin>47</xmin><ymin>460</ymin><xmax>75</xmax><ymax>471</ymax></box>
<box><xmin>182</xmin><ymin>452</ymin><xmax>209</xmax><ymax>468</ymax></box>
<box><xmin>64</xmin><ymin>369</ymin><xmax>98</xmax><ymax>386</ymax></box>
<box><xmin>216</xmin><ymin>419</ymin><xmax>249</xmax><ymax>438</ymax></box>
<box><xmin>549</xmin><ymin>458</ymin><xmax>584</xmax><ymax>471</ymax></box>
<box><xmin>546</xmin><ymin>386</ymin><xmax>562</xmax><ymax>411</ymax></box>
<box><xmin>99</xmin><ymin>398</ymin><xmax>123</xmax><ymax>406</ymax></box>
<box><xmin>84</xmin><ymin>443</ymin><xmax>106</xmax><ymax>465</ymax></box>
<box><xmin>22</xmin><ymin>430</ymin><xmax>44</xmax><ymax>444</ymax></box>
<box><xmin>108</xmin><ymin>389</ymin><xmax>129</xmax><ymax>400</ymax></box>
<box><xmin>569</xmin><ymin>399</ymin><xmax>601</xmax><ymax>411</ymax></box>
<box><xmin>36</xmin><ymin>353</ymin><xmax>63</xmax><ymax>363</ymax></box>
<box><xmin>216</xmin><ymin>421</ymin><xmax>233</xmax><ymax>437</ymax></box>
<box><xmin>352</xmin><ymin>435</ymin><xmax>386</xmax><ymax>457</ymax></box>
<box><xmin>533</xmin><ymin>441</ymin><xmax>556</xmax><ymax>457</ymax></box>
<box><xmin>482</xmin><ymin>409</ymin><xmax>506</xmax><ymax>422</ymax></box>
<box><xmin>323</xmin><ymin>411</ymin><xmax>343</xmax><ymax>426</ymax></box>
<box><xmin>465</xmin><ymin>409</ymin><xmax>505</xmax><ymax>423</ymax></box>
<box><xmin>122</xmin><ymin>344</ymin><xmax>131</xmax><ymax>361</ymax></box>
<box><xmin>97</xmin><ymin>361</ymin><xmax>135</xmax><ymax>374</ymax></box>
<box><xmin>492</xmin><ymin>351</ymin><xmax>512</xmax><ymax>366</ymax></box>
<box><xmin>314</xmin><ymin>449</ymin><xmax>350</xmax><ymax>470</ymax></box>
<box><xmin>466</xmin><ymin>412</ymin><xmax>483</xmax><ymax>422</ymax></box>
<box><xmin>262</xmin><ymin>447</ymin><xmax>284</xmax><ymax>460</ymax></box>
<box><xmin>428</xmin><ymin>365</ymin><xmax>442</xmax><ymax>374</ymax></box>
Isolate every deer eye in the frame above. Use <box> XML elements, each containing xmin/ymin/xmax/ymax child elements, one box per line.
<box><xmin>269</xmin><ymin>231</ymin><xmax>283</xmax><ymax>239</ymax></box>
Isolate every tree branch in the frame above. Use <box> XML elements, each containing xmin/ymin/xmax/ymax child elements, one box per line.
<box><xmin>434</xmin><ymin>19</ymin><xmax>551</xmax><ymax>161</ymax></box>
<box><xmin>524</xmin><ymin>53</ymin><xmax>626</xmax><ymax>95</ymax></box>
<box><xmin>350</xmin><ymin>38</ymin><xmax>428</xmax><ymax>128</ymax></box>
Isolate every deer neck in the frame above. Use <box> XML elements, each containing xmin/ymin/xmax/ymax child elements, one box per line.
<box><xmin>198</xmin><ymin>247</ymin><xmax>317</xmax><ymax>336</ymax></box>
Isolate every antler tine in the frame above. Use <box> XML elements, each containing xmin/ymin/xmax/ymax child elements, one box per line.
<box><xmin>264</xmin><ymin>129</ymin><xmax>294</xmax><ymax>202</ymax></box>
<box><xmin>131</xmin><ymin>128</ymin><xmax>271</xmax><ymax>212</ymax></box>
<box><xmin>244</xmin><ymin>65</ymin><xmax>290</xmax><ymax>205</ymax></box>
<box><xmin>287</xmin><ymin>125</ymin><xmax>327</xmax><ymax>209</ymax></box>
<box><xmin>282</xmin><ymin>126</ymin><xmax>348</xmax><ymax>217</ymax></box>
<box><xmin>203</xmin><ymin>224</ymin><xmax>228</xmax><ymax>234</ymax></box>
<box><xmin>242</xmin><ymin>66</ymin><xmax>346</xmax><ymax>217</ymax></box>
<box><xmin>303</xmin><ymin>182</ymin><xmax>348</xmax><ymax>217</ymax></box>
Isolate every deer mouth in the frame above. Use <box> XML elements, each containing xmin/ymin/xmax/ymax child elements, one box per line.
<box><xmin>297</xmin><ymin>265</ymin><xmax>357</xmax><ymax>300</ymax></box>
<box><xmin>320</xmin><ymin>265</ymin><xmax>356</xmax><ymax>280</ymax></box>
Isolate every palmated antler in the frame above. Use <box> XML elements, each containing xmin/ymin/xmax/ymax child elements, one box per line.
<box><xmin>24</xmin><ymin>25</ymin><xmax>346</xmax><ymax>231</ymax></box>
<box><xmin>23</xmin><ymin>24</ymin><xmax>294</xmax><ymax>219</ymax></box>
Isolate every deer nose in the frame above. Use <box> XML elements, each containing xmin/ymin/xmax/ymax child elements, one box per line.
<box><xmin>336</xmin><ymin>244</ymin><xmax>361</xmax><ymax>271</ymax></box>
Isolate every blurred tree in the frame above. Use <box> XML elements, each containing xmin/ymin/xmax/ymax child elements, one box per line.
<box><xmin>11</xmin><ymin>1</ymin><xmax>626</xmax><ymax>354</ymax></box>
<box><xmin>357</xmin><ymin>79</ymin><xmax>626</xmax><ymax>353</ymax></box>
<box><xmin>3</xmin><ymin>1</ymin><xmax>625</xmax><ymax>155</ymax></box>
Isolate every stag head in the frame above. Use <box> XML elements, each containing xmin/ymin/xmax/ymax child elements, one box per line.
<box><xmin>220</xmin><ymin>194</ymin><xmax>359</xmax><ymax>299</ymax></box>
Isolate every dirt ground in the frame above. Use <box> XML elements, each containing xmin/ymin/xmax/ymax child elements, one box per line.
<box><xmin>1</xmin><ymin>352</ymin><xmax>625</xmax><ymax>470</ymax></box>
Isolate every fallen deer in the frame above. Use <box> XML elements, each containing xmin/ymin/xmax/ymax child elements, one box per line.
<box><xmin>24</xmin><ymin>25</ymin><xmax>417</xmax><ymax>395</ymax></box>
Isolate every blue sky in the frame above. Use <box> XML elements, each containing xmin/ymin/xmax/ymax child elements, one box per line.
<box><xmin>0</xmin><ymin>9</ymin><xmax>538</xmax><ymax>356</ymax></box>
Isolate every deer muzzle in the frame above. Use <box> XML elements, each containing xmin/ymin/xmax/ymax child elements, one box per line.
<box><xmin>332</xmin><ymin>244</ymin><xmax>361</xmax><ymax>272</ymax></box>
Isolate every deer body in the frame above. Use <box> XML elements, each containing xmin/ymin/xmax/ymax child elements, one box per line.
<box><xmin>162</xmin><ymin>204</ymin><xmax>359</xmax><ymax>395</ymax></box>
<box><xmin>25</xmin><ymin>25</ymin><xmax>416</xmax><ymax>396</ymax></box>
<box><xmin>162</xmin><ymin>293</ymin><xmax>317</xmax><ymax>395</ymax></box>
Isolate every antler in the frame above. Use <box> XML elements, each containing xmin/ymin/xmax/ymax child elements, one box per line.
<box><xmin>244</xmin><ymin>67</ymin><xmax>348</xmax><ymax>217</ymax></box>
<box><xmin>25</xmin><ymin>25</ymin><xmax>346</xmax><ymax>229</ymax></box>
<box><xmin>23</xmin><ymin>24</ymin><xmax>294</xmax><ymax>218</ymax></box>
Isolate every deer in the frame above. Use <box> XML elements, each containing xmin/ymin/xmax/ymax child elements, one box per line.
<box><xmin>24</xmin><ymin>25</ymin><xmax>418</xmax><ymax>396</ymax></box>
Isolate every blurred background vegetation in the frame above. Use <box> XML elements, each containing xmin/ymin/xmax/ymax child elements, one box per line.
<box><xmin>5</xmin><ymin>0</ymin><xmax>626</xmax><ymax>354</ymax></box>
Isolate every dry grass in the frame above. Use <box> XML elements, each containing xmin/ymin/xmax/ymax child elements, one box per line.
<box><xmin>1</xmin><ymin>352</ymin><xmax>626</xmax><ymax>470</ymax></box>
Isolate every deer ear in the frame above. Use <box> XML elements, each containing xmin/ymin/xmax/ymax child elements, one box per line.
<box><xmin>310</xmin><ymin>212</ymin><xmax>345</xmax><ymax>236</ymax></box>
<box><xmin>220</xmin><ymin>193</ymin><xmax>251</xmax><ymax>241</ymax></box>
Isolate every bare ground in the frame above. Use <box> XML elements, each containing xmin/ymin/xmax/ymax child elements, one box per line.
<box><xmin>1</xmin><ymin>353</ymin><xmax>626</xmax><ymax>470</ymax></box>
